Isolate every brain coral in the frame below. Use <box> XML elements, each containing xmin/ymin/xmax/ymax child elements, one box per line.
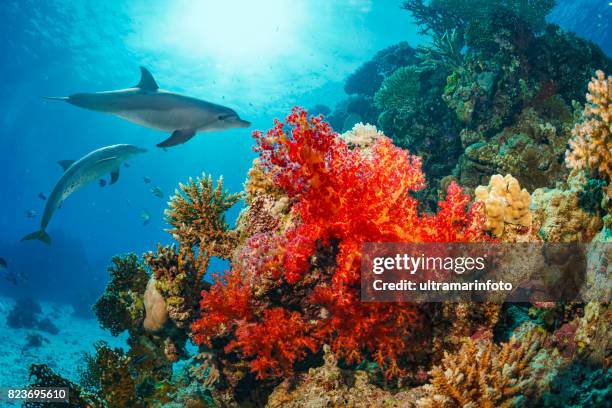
<box><xmin>475</xmin><ymin>174</ymin><xmax>532</xmax><ymax>237</ymax></box>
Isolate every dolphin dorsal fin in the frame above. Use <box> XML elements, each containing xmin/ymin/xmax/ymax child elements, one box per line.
<box><xmin>136</xmin><ymin>67</ymin><xmax>159</xmax><ymax>91</ymax></box>
<box><xmin>58</xmin><ymin>160</ymin><xmax>76</xmax><ymax>171</ymax></box>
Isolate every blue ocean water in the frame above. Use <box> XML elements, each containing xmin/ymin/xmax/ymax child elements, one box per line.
<box><xmin>0</xmin><ymin>0</ymin><xmax>422</xmax><ymax>306</ymax></box>
<box><xmin>0</xmin><ymin>0</ymin><xmax>610</xmax><ymax>390</ymax></box>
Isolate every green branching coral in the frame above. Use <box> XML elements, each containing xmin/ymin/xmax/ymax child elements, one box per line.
<box><xmin>166</xmin><ymin>174</ymin><xmax>241</xmax><ymax>252</ymax></box>
<box><xmin>79</xmin><ymin>341</ymin><xmax>143</xmax><ymax>407</ymax></box>
<box><xmin>374</xmin><ymin>65</ymin><xmax>421</xmax><ymax>112</ymax></box>
<box><xmin>93</xmin><ymin>254</ymin><xmax>148</xmax><ymax>336</ymax></box>
<box><xmin>26</xmin><ymin>364</ymin><xmax>101</xmax><ymax>408</ymax></box>
<box><xmin>402</xmin><ymin>0</ymin><xmax>556</xmax><ymax>38</ymax></box>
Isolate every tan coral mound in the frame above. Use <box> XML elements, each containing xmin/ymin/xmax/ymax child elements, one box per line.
<box><xmin>143</xmin><ymin>277</ymin><xmax>168</xmax><ymax>332</ymax></box>
<box><xmin>418</xmin><ymin>329</ymin><xmax>546</xmax><ymax>408</ymax></box>
<box><xmin>531</xmin><ymin>173</ymin><xmax>603</xmax><ymax>242</ymax></box>
<box><xmin>475</xmin><ymin>174</ymin><xmax>532</xmax><ymax>237</ymax></box>
<box><xmin>566</xmin><ymin>70</ymin><xmax>612</xmax><ymax>196</ymax></box>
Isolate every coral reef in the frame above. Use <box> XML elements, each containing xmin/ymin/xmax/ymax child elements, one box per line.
<box><xmin>397</xmin><ymin>0</ymin><xmax>612</xmax><ymax>196</ymax></box>
<box><xmin>191</xmin><ymin>108</ymin><xmax>489</xmax><ymax>396</ymax></box>
<box><xmin>23</xmin><ymin>24</ymin><xmax>612</xmax><ymax>402</ymax></box>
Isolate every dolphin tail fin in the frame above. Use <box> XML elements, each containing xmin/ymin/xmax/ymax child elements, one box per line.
<box><xmin>43</xmin><ymin>96</ymin><xmax>69</xmax><ymax>101</ymax></box>
<box><xmin>21</xmin><ymin>230</ymin><xmax>52</xmax><ymax>246</ymax></box>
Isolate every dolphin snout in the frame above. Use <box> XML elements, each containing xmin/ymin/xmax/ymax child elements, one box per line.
<box><xmin>237</xmin><ymin>119</ymin><xmax>251</xmax><ymax>128</ymax></box>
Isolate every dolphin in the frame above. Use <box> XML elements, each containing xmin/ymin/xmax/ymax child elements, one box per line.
<box><xmin>21</xmin><ymin>144</ymin><xmax>147</xmax><ymax>245</ymax></box>
<box><xmin>44</xmin><ymin>67</ymin><xmax>251</xmax><ymax>148</ymax></box>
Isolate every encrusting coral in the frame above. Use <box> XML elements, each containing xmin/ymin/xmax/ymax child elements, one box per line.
<box><xmin>566</xmin><ymin>70</ymin><xmax>612</xmax><ymax>197</ymax></box>
<box><xmin>475</xmin><ymin>174</ymin><xmax>532</xmax><ymax>237</ymax></box>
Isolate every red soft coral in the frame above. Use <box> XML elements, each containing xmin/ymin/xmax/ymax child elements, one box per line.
<box><xmin>191</xmin><ymin>270</ymin><xmax>252</xmax><ymax>347</ymax></box>
<box><xmin>226</xmin><ymin>308</ymin><xmax>317</xmax><ymax>379</ymax></box>
<box><xmin>192</xmin><ymin>107</ymin><xmax>488</xmax><ymax>380</ymax></box>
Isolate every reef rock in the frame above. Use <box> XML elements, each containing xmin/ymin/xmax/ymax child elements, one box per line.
<box><xmin>266</xmin><ymin>345</ymin><xmax>424</xmax><ymax>408</ymax></box>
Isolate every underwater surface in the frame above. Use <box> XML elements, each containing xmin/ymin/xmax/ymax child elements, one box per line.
<box><xmin>0</xmin><ymin>0</ymin><xmax>610</xmax><ymax>407</ymax></box>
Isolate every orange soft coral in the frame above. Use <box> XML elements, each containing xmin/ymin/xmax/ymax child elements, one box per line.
<box><xmin>192</xmin><ymin>107</ymin><xmax>488</xmax><ymax>380</ymax></box>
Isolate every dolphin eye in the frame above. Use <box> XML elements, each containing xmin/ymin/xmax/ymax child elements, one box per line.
<box><xmin>218</xmin><ymin>114</ymin><xmax>234</xmax><ymax>121</ymax></box>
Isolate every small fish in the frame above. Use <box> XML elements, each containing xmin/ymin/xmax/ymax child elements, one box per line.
<box><xmin>99</xmin><ymin>179</ymin><xmax>107</xmax><ymax>187</ymax></box>
<box><xmin>129</xmin><ymin>353</ymin><xmax>149</xmax><ymax>367</ymax></box>
<box><xmin>124</xmin><ymin>162</ymin><xmax>131</xmax><ymax>168</ymax></box>
<box><xmin>0</xmin><ymin>257</ymin><xmax>7</xmax><ymax>270</ymax></box>
<box><xmin>38</xmin><ymin>192</ymin><xmax>47</xmax><ymax>201</ymax></box>
<box><xmin>143</xmin><ymin>176</ymin><xmax>152</xmax><ymax>184</ymax></box>
<box><xmin>26</xmin><ymin>210</ymin><xmax>37</xmax><ymax>218</ymax></box>
<box><xmin>151</xmin><ymin>186</ymin><xmax>164</xmax><ymax>198</ymax></box>
<box><xmin>141</xmin><ymin>210</ymin><xmax>151</xmax><ymax>225</ymax></box>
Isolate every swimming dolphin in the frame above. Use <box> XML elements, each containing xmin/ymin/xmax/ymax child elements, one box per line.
<box><xmin>44</xmin><ymin>67</ymin><xmax>251</xmax><ymax>148</ymax></box>
<box><xmin>21</xmin><ymin>144</ymin><xmax>147</xmax><ymax>245</ymax></box>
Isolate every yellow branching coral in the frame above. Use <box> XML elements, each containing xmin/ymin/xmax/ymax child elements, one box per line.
<box><xmin>165</xmin><ymin>173</ymin><xmax>241</xmax><ymax>259</ymax></box>
<box><xmin>419</xmin><ymin>329</ymin><xmax>545</xmax><ymax>408</ymax></box>
<box><xmin>475</xmin><ymin>174</ymin><xmax>532</xmax><ymax>237</ymax></box>
<box><xmin>566</xmin><ymin>70</ymin><xmax>612</xmax><ymax>196</ymax></box>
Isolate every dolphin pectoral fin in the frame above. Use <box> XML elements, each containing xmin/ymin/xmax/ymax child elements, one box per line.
<box><xmin>58</xmin><ymin>160</ymin><xmax>76</xmax><ymax>171</ymax></box>
<box><xmin>110</xmin><ymin>168</ymin><xmax>120</xmax><ymax>184</ymax></box>
<box><xmin>136</xmin><ymin>67</ymin><xmax>159</xmax><ymax>91</ymax></box>
<box><xmin>157</xmin><ymin>129</ymin><xmax>196</xmax><ymax>148</ymax></box>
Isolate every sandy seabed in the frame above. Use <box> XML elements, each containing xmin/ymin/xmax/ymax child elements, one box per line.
<box><xmin>0</xmin><ymin>296</ymin><xmax>126</xmax><ymax>389</ymax></box>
